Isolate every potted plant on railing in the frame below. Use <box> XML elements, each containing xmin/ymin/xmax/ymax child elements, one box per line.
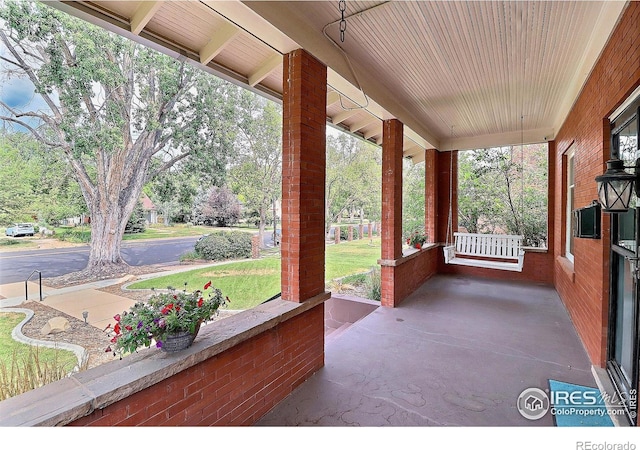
<box><xmin>406</xmin><ymin>230</ymin><xmax>428</xmax><ymax>250</ymax></box>
<box><xmin>105</xmin><ymin>281</ymin><xmax>228</xmax><ymax>357</ymax></box>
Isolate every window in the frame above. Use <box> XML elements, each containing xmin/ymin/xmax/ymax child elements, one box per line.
<box><xmin>565</xmin><ymin>148</ymin><xmax>575</xmax><ymax>263</ymax></box>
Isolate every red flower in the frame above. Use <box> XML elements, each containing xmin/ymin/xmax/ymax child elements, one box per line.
<box><xmin>105</xmin><ymin>346</ymin><xmax>112</xmax><ymax>353</ymax></box>
<box><xmin>198</xmin><ymin>298</ymin><xmax>204</xmax><ymax>307</ymax></box>
<box><xmin>110</xmin><ymin>335</ymin><xmax>119</xmax><ymax>343</ymax></box>
<box><xmin>125</xmin><ymin>325</ymin><xmax>133</xmax><ymax>331</ymax></box>
<box><xmin>114</xmin><ymin>314</ymin><xmax>121</xmax><ymax>322</ymax></box>
<box><xmin>204</xmin><ymin>281</ymin><xmax>212</xmax><ymax>290</ymax></box>
<box><xmin>114</xmin><ymin>323</ymin><xmax>121</xmax><ymax>334</ymax></box>
<box><xmin>173</xmin><ymin>295</ymin><xmax>177</xmax><ymax>300</ymax></box>
<box><xmin>161</xmin><ymin>303</ymin><xmax>174</xmax><ymax>315</ymax></box>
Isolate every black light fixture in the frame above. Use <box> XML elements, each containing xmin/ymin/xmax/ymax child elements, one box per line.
<box><xmin>595</xmin><ymin>159</ymin><xmax>639</xmax><ymax>213</ymax></box>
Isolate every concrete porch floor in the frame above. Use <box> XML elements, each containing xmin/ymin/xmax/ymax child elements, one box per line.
<box><xmin>257</xmin><ymin>274</ymin><xmax>597</xmax><ymax>426</ymax></box>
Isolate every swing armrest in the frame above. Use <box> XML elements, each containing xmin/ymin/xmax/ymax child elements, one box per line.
<box><xmin>444</xmin><ymin>245</ymin><xmax>456</xmax><ymax>263</ymax></box>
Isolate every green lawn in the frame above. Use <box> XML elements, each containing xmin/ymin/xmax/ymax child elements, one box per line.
<box><xmin>52</xmin><ymin>223</ymin><xmax>259</xmax><ymax>244</ymax></box>
<box><xmin>128</xmin><ymin>238</ymin><xmax>381</xmax><ymax>310</ymax></box>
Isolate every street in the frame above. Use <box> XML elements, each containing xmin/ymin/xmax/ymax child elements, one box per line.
<box><xmin>0</xmin><ymin>236</ymin><xmax>201</xmax><ymax>284</ymax></box>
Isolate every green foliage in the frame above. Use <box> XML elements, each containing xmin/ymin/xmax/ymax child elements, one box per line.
<box><xmin>194</xmin><ymin>231</ymin><xmax>252</xmax><ymax>261</ymax></box>
<box><xmin>326</xmin><ymin>133</ymin><xmax>382</xmax><ymax>235</ymax></box>
<box><xmin>105</xmin><ymin>282</ymin><xmax>227</xmax><ymax>356</ymax></box>
<box><xmin>129</xmin><ymin>238</ymin><xmax>382</xmax><ymax>310</ymax></box>
<box><xmin>365</xmin><ymin>266</ymin><xmax>381</xmax><ymax>302</ymax></box>
<box><xmin>229</xmin><ymin>94</ymin><xmax>282</xmax><ymax>243</ymax></box>
<box><xmin>124</xmin><ymin>201</ymin><xmax>146</xmax><ymax>234</ymax></box>
<box><xmin>457</xmin><ymin>145</ymin><xmax>548</xmax><ymax>247</ymax></box>
<box><xmin>339</xmin><ymin>226</ymin><xmax>359</xmax><ymax>240</ymax></box>
<box><xmin>0</xmin><ymin>1</ymin><xmax>241</xmax><ymax>270</ymax></box>
<box><xmin>403</xmin><ymin>160</ymin><xmax>426</xmax><ymax>238</ymax></box>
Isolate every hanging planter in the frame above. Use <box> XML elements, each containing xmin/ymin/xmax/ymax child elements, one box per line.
<box><xmin>105</xmin><ymin>282</ymin><xmax>228</xmax><ymax>358</ymax></box>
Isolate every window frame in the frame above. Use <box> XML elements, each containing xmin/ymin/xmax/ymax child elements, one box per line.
<box><xmin>565</xmin><ymin>148</ymin><xmax>575</xmax><ymax>263</ymax></box>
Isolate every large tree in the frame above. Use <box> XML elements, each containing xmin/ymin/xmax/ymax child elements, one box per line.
<box><xmin>325</xmin><ymin>133</ymin><xmax>381</xmax><ymax>237</ymax></box>
<box><xmin>229</xmin><ymin>92</ymin><xmax>282</xmax><ymax>248</ymax></box>
<box><xmin>0</xmin><ymin>2</ymin><xmax>237</xmax><ymax>276</ymax></box>
<box><xmin>457</xmin><ymin>145</ymin><xmax>548</xmax><ymax>246</ymax></box>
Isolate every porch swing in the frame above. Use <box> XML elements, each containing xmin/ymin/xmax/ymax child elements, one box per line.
<box><xmin>443</xmin><ymin>136</ymin><xmax>526</xmax><ymax>272</ymax></box>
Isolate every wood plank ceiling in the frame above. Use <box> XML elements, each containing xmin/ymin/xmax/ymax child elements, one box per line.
<box><xmin>53</xmin><ymin>0</ymin><xmax>628</xmax><ymax>159</ymax></box>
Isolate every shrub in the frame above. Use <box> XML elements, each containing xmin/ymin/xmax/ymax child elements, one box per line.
<box><xmin>365</xmin><ymin>266</ymin><xmax>381</xmax><ymax>301</ymax></box>
<box><xmin>194</xmin><ymin>231</ymin><xmax>252</xmax><ymax>261</ymax></box>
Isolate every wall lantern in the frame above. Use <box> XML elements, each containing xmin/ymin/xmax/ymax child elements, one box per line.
<box><xmin>595</xmin><ymin>159</ymin><xmax>639</xmax><ymax>213</ymax></box>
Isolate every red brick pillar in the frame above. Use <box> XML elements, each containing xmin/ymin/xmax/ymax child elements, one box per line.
<box><xmin>358</xmin><ymin>224</ymin><xmax>364</xmax><ymax>240</ymax></box>
<box><xmin>348</xmin><ymin>225</ymin><xmax>353</xmax><ymax>241</ymax></box>
<box><xmin>368</xmin><ymin>222</ymin><xmax>374</xmax><ymax>239</ymax></box>
<box><xmin>381</xmin><ymin>119</ymin><xmax>403</xmax><ymax>260</ymax></box>
<box><xmin>281</xmin><ymin>49</ymin><xmax>327</xmax><ymax>303</ymax></box>
<box><xmin>334</xmin><ymin>226</ymin><xmax>340</xmax><ymax>244</ymax></box>
<box><xmin>251</xmin><ymin>235</ymin><xmax>260</xmax><ymax>259</ymax></box>
<box><xmin>381</xmin><ymin>119</ymin><xmax>404</xmax><ymax>308</ymax></box>
<box><xmin>437</xmin><ymin>150</ymin><xmax>458</xmax><ymax>246</ymax></box>
<box><xmin>425</xmin><ymin>149</ymin><xmax>438</xmax><ymax>243</ymax></box>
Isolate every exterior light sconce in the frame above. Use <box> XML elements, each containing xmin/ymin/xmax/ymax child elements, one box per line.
<box><xmin>595</xmin><ymin>159</ymin><xmax>640</xmax><ymax>213</ymax></box>
<box><xmin>82</xmin><ymin>311</ymin><xmax>88</xmax><ymax>324</ymax></box>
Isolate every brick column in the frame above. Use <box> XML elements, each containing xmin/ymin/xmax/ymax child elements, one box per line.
<box><xmin>358</xmin><ymin>224</ymin><xmax>364</xmax><ymax>240</ymax></box>
<box><xmin>437</xmin><ymin>150</ymin><xmax>458</xmax><ymax>246</ymax></box>
<box><xmin>425</xmin><ymin>149</ymin><xmax>438</xmax><ymax>243</ymax></box>
<box><xmin>281</xmin><ymin>49</ymin><xmax>327</xmax><ymax>303</ymax></box>
<box><xmin>368</xmin><ymin>221</ymin><xmax>374</xmax><ymax>239</ymax></box>
<box><xmin>348</xmin><ymin>225</ymin><xmax>353</xmax><ymax>241</ymax></box>
<box><xmin>251</xmin><ymin>235</ymin><xmax>260</xmax><ymax>259</ymax></box>
<box><xmin>381</xmin><ymin>119</ymin><xmax>403</xmax><ymax>260</ymax></box>
<box><xmin>334</xmin><ymin>226</ymin><xmax>340</xmax><ymax>244</ymax></box>
<box><xmin>381</xmin><ymin>119</ymin><xmax>404</xmax><ymax>308</ymax></box>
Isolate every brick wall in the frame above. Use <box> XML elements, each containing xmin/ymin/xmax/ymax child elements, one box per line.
<box><xmin>69</xmin><ymin>304</ymin><xmax>324</xmax><ymax>426</ymax></box>
<box><xmin>281</xmin><ymin>49</ymin><xmax>327</xmax><ymax>302</ymax></box>
<box><xmin>381</xmin><ymin>247</ymin><xmax>439</xmax><ymax>307</ymax></box>
<box><xmin>552</xmin><ymin>1</ymin><xmax>640</xmax><ymax>366</ymax></box>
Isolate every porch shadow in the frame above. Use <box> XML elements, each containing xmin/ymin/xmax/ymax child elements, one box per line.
<box><xmin>257</xmin><ymin>274</ymin><xmax>596</xmax><ymax>426</ymax></box>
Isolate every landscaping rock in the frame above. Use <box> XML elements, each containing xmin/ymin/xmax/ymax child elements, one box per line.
<box><xmin>40</xmin><ymin>316</ymin><xmax>70</xmax><ymax>335</ymax></box>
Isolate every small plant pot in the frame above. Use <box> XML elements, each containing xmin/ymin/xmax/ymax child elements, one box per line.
<box><xmin>160</xmin><ymin>321</ymin><xmax>201</xmax><ymax>352</ymax></box>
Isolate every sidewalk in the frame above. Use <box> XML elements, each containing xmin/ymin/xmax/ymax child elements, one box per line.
<box><xmin>0</xmin><ymin>262</ymin><xmax>228</xmax><ymax>331</ymax></box>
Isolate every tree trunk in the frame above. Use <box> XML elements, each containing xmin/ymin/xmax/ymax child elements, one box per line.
<box><xmin>258</xmin><ymin>206</ymin><xmax>266</xmax><ymax>249</ymax></box>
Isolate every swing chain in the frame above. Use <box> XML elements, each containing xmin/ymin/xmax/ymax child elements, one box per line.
<box><xmin>339</xmin><ymin>0</ymin><xmax>347</xmax><ymax>42</ymax></box>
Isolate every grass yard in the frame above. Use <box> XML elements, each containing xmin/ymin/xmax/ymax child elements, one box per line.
<box><xmin>128</xmin><ymin>238</ymin><xmax>381</xmax><ymax>310</ymax></box>
<box><xmin>53</xmin><ymin>223</ymin><xmax>258</xmax><ymax>244</ymax></box>
<box><xmin>0</xmin><ymin>312</ymin><xmax>78</xmax><ymax>400</ymax></box>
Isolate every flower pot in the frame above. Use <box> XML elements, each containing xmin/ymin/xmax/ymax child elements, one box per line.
<box><xmin>160</xmin><ymin>321</ymin><xmax>201</xmax><ymax>352</ymax></box>
<box><xmin>414</xmin><ymin>243</ymin><xmax>422</xmax><ymax>250</ymax></box>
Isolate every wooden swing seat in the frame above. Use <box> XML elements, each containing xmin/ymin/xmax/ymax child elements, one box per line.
<box><xmin>444</xmin><ymin>232</ymin><xmax>525</xmax><ymax>272</ymax></box>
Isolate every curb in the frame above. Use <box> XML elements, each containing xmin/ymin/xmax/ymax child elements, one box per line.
<box><xmin>2</xmin><ymin>307</ymin><xmax>88</xmax><ymax>370</ymax></box>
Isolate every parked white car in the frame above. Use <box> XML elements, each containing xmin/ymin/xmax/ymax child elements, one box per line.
<box><xmin>5</xmin><ymin>223</ymin><xmax>35</xmax><ymax>237</ymax></box>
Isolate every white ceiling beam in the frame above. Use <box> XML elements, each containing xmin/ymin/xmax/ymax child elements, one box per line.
<box><xmin>248</xmin><ymin>53</ymin><xmax>281</xmax><ymax>87</ymax></box>
<box><xmin>364</xmin><ymin>127</ymin><xmax>381</xmax><ymax>141</ymax></box>
<box><xmin>331</xmin><ymin>109</ymin><xmax>360</xmax><ymax>125</ymax></box>
<box><xmin>327</xmin><ymin>91</ymin><xmax>341</xmax><ymax>108</ymax></box>
<box><xmin>130</xmin><ymin>1</ymin><xmax>163</xmax><ymax>35</ymax></box>
<box><xmin>350</xmin><ymin>116</ymin><xmax>377</xmax><ymax>133</ymax></box>
<box><xmin>199</xmin><ymin>22</ymin><xmax>240</xmax><ymax>66</ymax></box>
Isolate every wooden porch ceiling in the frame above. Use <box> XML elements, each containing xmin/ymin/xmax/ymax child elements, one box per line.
<box><xmin>53</xmin><ymin>1</ymin><xmax>628</xmax><ymax>158</ymax></box>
